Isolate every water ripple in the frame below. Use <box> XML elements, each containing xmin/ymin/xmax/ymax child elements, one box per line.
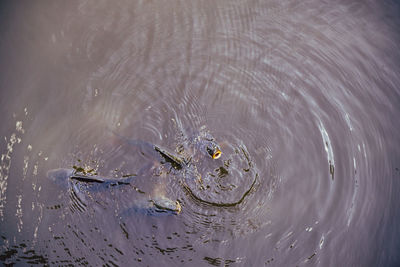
<box><xmin>1</xmin><ymin>0</ymin><xmax>400</xmax><ymax>266</ymax></box>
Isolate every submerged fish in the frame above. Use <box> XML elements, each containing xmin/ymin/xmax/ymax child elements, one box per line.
<box><xmin>47</xmin><ymin>127</ymin><xmax>251</xmax><ymax>216</ymax></box>
<box><xmin>47</xmin><ymin>168</ymin><xmax>181</xmax><ymax>215</ymax></box>
<box><xmin>113</xmin><ymin>128</ymin><xmax>257</xmax><ymax>208</ymax></box>
<box><xmin>115</xmin><ymin>130</ymin><xmax>222</xmax><ymax>168</ymax></box>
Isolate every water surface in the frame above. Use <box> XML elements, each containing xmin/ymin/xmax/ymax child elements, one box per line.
<box><xmin>1</xmin><ymin>1</ymin><xmax>400</xmax><ymax>266</ymax></box>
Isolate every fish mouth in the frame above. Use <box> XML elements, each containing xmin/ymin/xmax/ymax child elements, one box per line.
<box><xmin>152</xmin><ymin>197</ymin><xmax>182</xmax><ymax>214</ymax></box>
<box><xmin>212</xmin><ymin>150</ymin><xmax>222</xmax><ymax>159</ymax></box>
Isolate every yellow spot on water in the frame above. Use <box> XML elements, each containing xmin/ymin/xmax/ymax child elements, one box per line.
<box><xmin>176</xmin><ymin>201</ymin><xmax>182</xmax><ymax>214</ymax></box>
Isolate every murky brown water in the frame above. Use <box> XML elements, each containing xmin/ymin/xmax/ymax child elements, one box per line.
<box><xmin>1</xmin><ymin>1</ymin><xmax>400</xmax><ymax>266</ymax></box>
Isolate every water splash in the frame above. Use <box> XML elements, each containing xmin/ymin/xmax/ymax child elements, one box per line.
<box><xmin>0</xmin><ymin>121</ymin><xmax>24</xmax><ymax>219</ymax></box>
<box><xmin>317</xmin><ymin>119</ymin><xmax>335</xmax><ymax>181</ymax></box>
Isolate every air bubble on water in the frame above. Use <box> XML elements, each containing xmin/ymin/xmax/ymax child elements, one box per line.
<box><xmin>319</xmin><ymin>236</ymin><xmax>325</xmax><ymax>249</ymax></box>
<box><xmin>16</xmin><ymin>194</ymin><xmax>23</xmax><ymax>232</ymax></box>
<box><xmin>16</xmin><ymin>121</ymin><xmax>24</xmax><ymax>133</ymax></box>
<box><xmin>33</xmin><ymin>164</ymin><xmax>38</xmax><ymax>176</ymax></box>
<box><xmin>344</xmin><ymin>113</ymin><xmax>353</xmax><ymax>131</ymax></box>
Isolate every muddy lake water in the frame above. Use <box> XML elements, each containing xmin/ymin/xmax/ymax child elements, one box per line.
<box><xmin>1</xmin><ymin>1</ymin><xmax>400</xmax><ymax>266</ymax></box>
